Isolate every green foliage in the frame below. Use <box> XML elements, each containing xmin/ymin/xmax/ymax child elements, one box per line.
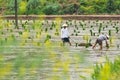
<box><xmin>26</xmin><ymin>0</ymin><xmax>40</xmax><ymax>14</ymax></box>
<box><xmin>42</xmin><ymin>3</ymin><xmax>61</xmax><ymax>15</ymax></box>
<box><xmin>63</xmin><ymin>3</ymin><xmax>79</xmax><ymax>14</ymax></box>
<box><xmin>19</xmin><ymin>1</ymin><xmax>27</xmax><ymax>14</ymax></box>
<box><xmin>106</xmin><ymin>0</ymin><xmax>115</xmax><ymax>13</ymax></box>
<box><xmin>92</xmin><ymin>0</ymin><xmax>107</xmax><ymax>13</ymax></box>
<box><xmin>1</xmin><ymin>0</ymin><xmax>120</xmax><ymax>15</ymax></box>
<box><xmin>92</xmin><ymin>56</ymin><xmax>120</xmax><ymax>80</ymax></box>
<box><xmin>44</xmin><ymin>34</ymin><xmax>51</xmax><ymax>43</ymax></box>
<box><xmin>109</xmin><ymin>30</ymin><xmax>111</xmax><ymax>36</ymax></box>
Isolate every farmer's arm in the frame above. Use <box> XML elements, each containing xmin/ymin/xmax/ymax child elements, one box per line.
<box><xmin>105</xmin><ymin>40</ymin><xmax>109</xmax><ymax>48</ymax></box>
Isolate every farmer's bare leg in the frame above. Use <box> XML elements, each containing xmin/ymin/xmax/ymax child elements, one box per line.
<box><xmin>63</xmin><ymin>41</ymin><xmax>65</xmax><ymax>46</ymax></box>
<box><xmin>92</xmin><ymin>41</ymin><xmax>97</xmax><ymax>49</ymax></box>
<box><xmin>68</xmin><ymin>42</ymin><xmax>72</xmax><ymax>46</ymax></box>
<box><xmin>99</xmin><ymin>43</ymin><xmax>103</xmax><ymax>50</ymax></box>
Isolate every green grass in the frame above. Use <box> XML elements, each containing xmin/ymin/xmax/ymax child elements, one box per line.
<box><xmin>92</xmin><ymin>56</ymin><xmax>120</xmax><ymax>80</ymax></box>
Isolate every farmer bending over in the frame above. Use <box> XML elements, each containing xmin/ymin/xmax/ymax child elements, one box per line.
<box><xmin>61</xmin><ymin>24</ymin><xmax>71</xmax><ymax>46</ymax></box>
<box><xmin>92</xmin><ymin>34</ymin><xmax>109</xmax><ymax>50</ymax></box>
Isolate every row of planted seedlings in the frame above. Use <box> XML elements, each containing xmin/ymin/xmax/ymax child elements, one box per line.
<box><xmin>0</xmin><ymin>17</ymin><xmax>120</xmax><ymax>79</ymax></box>
<box><xmin>40</xmin><ymin>18</ymin><xmax>119</xmax><ymax>80</ymax></box>
<box><xmin>0</xmin><ymin>17</ymin><xmax>61</xmax><ymax>79</ymax></box>
<box><xmin>19</xmin><ymin>19</ymin><xmax>120</xmax><ymax>49</ymax></box>
<box><xmin>67</xmin><ymin>20</ymin><xmax>120</xmax><ymax>48</ymax></box>
<box><xmin>83</xmin><ymin>20</ymin><xmax>120</xmax><ymax>80</ymax></box>
<box><xmin>0</xmin><ymin>17</ymin><xmax>88</xmax><ymax>80</ymax></box>
<box><xmin>42</xmin><ymin>19</ymin><xmax>120</xmax><ymax>80</ymax></box>
<box><xmin>0</xmin><ymin>18</ymin><xmax>41</xmax><ymax>79</ymax></box>
<box><xmin>19</xmin><ymin>18</ymin><xmax>88</xmax><ymax>80</ymax></box>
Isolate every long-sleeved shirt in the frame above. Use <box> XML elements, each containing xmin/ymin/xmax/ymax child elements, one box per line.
<box><xmin>61</xmin><ymin>28</ymin><xmax>69</xmax><ymax>38</ymax></box>
<box><xmin>98</xmin><ymin>34</ymin><xmax>107</xmax><ymax>41</ymax></box>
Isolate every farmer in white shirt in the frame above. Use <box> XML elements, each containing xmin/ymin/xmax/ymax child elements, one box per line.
<box><xmin>61</xmin><ymin>24</ymin><xmax>71</xmax><ymax>46</ymax></box>
<box><xmin>92</xmin><ymin>34</ymin><xmax>109</xmax><ymax>50</ymax></box>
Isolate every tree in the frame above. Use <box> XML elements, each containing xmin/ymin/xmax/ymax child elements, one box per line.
<box><xmin>0</xmin><ymin>0</ymin><xmax>9</xmax><ymax>15</ymax></box>
<box><xmin>26</xmin><ymin>0</ymin><xmax>40</xmax><ymax>14</ymax></box>
<box><xmin>92</xmin><ymin>0</ymin><xmax>107</xmax><ymax>14</ymax></box>
<box><xmin>106</xmin><ymin>0</ymin><xmax>115</xmax><ymax>13</ymax></box>
<box><xmin>114</xmin><ymin>0</ymin><xmax>120</xmax><ymax>14</ymax></box>
<box><xmin>43</xmin><ymin>3</ymin><xmax>61</xmax><ymax>15</ymax></box>
<box><xmin>0</xmin><ymin>0</ymin><xmax>120</xmax><ymax>15</ymax></box>
<box><xmin>19</xmin><ymin>1</ymin><xmax>27</xmax><ymax>14</ymax></box>
<box><xmin>15</xmin><ymin>0</ymin><xmax>18</xmax><ymax>28</ymax></box>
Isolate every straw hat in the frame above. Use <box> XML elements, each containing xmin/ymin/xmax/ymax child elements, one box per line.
<box><xmin>106</xmin><ymin>34</ymin><xmax>109</xmax><ymax>39</ymax></box>
<box><xmin>62</xmin><ymin>24</ymin><xmax>68</xmax><ymax>27</ymax></box>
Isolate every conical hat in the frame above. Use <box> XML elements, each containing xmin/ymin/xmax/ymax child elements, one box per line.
<box><xmin>62</xmin><ymin>24</ymin><xmax>68</xmax><ymax>27</ymax></box>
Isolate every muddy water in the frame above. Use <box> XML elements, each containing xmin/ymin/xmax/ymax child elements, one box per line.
<box><xmin>0</xmin><ymin>20</ymin><xmax>120</xmax><ymax>80</ymax></box>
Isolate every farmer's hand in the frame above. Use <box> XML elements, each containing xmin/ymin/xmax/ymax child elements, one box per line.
<box><xmin>106</xmin><ymin>44</ymin><xmax>109</xmax><ymax>48</ymax></box>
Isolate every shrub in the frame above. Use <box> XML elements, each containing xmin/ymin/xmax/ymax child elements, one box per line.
<box><xmin>42</xmin><ymin>4</ymin><xmax>61</xmax><ymax>15</ymax></box>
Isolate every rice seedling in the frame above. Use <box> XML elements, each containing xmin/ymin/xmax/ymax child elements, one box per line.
<box><xmin>0</xmin><ymin>17</ymin><xmax>119</xmax><ymax>80</ymax></box>
<box><xmin>109</xmin><ymin>30</ymin><xmax>111</xmax><ymax>36</ymax></box>
<box><xmin>98</xmin><ymin>25</ymin><xmax>102</xmax><ymax>34</ymax></box>
<box><xmin>83</xmin><ymin>34</ymin><xmax>91</xmax><ymax>48</ymax></box>
<box><xmin>92</xmin><ymin>56</ymin><xmax>120</xmax><ymax>80</ymax></box>
<box><xmin>90</xmin><ymin>30</ymin><xmax>93</xmax><ymax>36</ymax></box>
<box><xmin>75</xmin><ymin>33</ymin><xmax>78</xmax><ymax>36</ymax></box>
<box><xmin>115</xmin><ymin>27</ymin><xmax>119</xmax><ymax>33</ymax></box>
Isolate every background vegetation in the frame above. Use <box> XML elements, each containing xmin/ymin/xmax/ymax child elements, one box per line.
<box><xmin>0</xmin><ymin>0</ymin><xmax>120</xmax><ymax>15</ymax></box>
